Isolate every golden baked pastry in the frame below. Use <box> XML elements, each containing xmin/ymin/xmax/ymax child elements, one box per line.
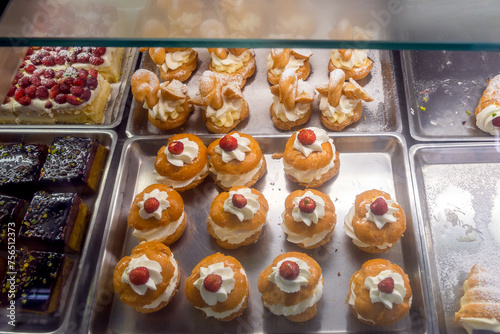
<box><xmin>154</xmin><ymin>133</ymin><xmax>209</xmax><ymax>192</ymax></box>
<box><xmin>282</xmin><ymin>127</ymin><xmax>340</xmax><ymax>188</ymax></box>
<box><xmin>348</xmin><ymin>259</ymin><xmax>412</xmax><ymax>326</ymax></box>
<box><xmin>281</xmin><ymin>189</ymin><xmax>336</xmax><ymax>249</ymax></box>
<box><xmin>316</xmin><ymin>69</ymin><xmax>373</xmax><ymax>131</ymax></box>
<box><xmin>148</xmin><ymin>47</ymin><xmax>198</xmax><ymax>82</ymax></box>
<box><xmin>185</xmin><ymin>253</ymin><xmax>249</xmax><ymax>321</ymax></box>
<box><xmin>207</xmin><ymin>131</ymin><xmax>266</xmax><ymax>191</ymax></box>
<box><xmin>267</xmin><ymin>49</ymin><xmax>313</xmax><ymax>85</ymax></box>
<box><xmin>207</xmin><ymin>48</ymin><xmax>256</xmax><ymax>87</ymax></box>
<box><xmin>328</xmin><ymin>49</ymin><xmax>373</xmax><ymax>80</ymax></box>
<box><xmin>258</xmin><ymin>252</ymin><xmax>323</xmax><ymax>322</ymax></box>
<box><xmin>127</xmin><ymin>184</ymin><xmax>186</xmax><ymax>245</ymax></box>
<box><xmin>269</xmin><ymin>68</ymin><xmax>316</xmax><ymax>130</ymax></box>
<box><xmin>475</xmin><ymin>74</ymin><xmax>500</xmax><ymax>135</ymax></box>
<box><xmin>113</xmin><ymin>241</ymin><xmax>179</xmax><ymax>314</ymax></box>
<box><xmin>344</xmin><ymin>189</ymin><xmax>406</xmax><ymax>253</ymax></box>
<box><xmin>455</xmin><ymin>264</ymin><xmax>500</xmax><ymax>333</ymax></box>
<box><xmin>207</xmin><ymin>186</ymin><xmax>269</xmax><ymax>249</ymax></box>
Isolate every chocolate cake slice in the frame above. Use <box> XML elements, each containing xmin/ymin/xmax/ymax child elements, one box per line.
<box><xmin>0</xmin><ymin>194</ymin><xmax>27</xmax><ymax>246</ymax></box>
<box><xmin>19</xmin><ymin>191</ymin><xmax>88</xmax><ymax>252</ymax></box>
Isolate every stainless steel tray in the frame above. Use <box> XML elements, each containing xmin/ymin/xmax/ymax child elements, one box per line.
<box><xmin>0</xmin><ymin>130</ymin><xmax>117</xmax><ymax>333</ymax></box>
<box><xmin>0</xmin><ymin>48</ymin><xmax>139</xmax><ymax>129</ymax></box>
<box><xmin>85</xmin><ymin>133</ymin><xmax>430</xmax><ymax>334</ymax></box>
<box><xmin>402</xmin><ymin>50</ymin><xmax>500</xmax><ymax>141</ymax></box>
<box><xmin>126</xmin><ymin>48</ymin><xmax>402</xmax><ymax>137</ymax></box>
<box><xmin>410</xmin><ymin>143</ymin><xmax>500</xmax><ymax>334</ymax></box>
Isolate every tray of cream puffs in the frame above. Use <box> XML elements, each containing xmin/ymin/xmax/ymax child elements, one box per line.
<box><xmin>83</xmin><ymin>127</ymin><xmax>432</xmax><ymax>333</ymax></box>
<box><xmin>126</xmin><ymin>47</ymin><xmax>401</xmax><ymax>136</ymax></box>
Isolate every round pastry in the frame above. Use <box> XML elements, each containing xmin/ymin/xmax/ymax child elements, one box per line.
<box><xmin>317</xmin><ymin>69</ymin><xmax>373</xmax><ymax>131</ymax></box>
<box><xmin>328</xmin><ymin>49</ymin><xmax>373</xmax><ymax>81</ymax></box>
<box><xmin>348</xmin><ymin>259</ymin><xmax>412</xmax><ymax>326</ymax></box>
<box><xmin>282</xmin><ymin>127</ymin><xmax>340</xmax><ymax>188</ymax></box>
<box><xmin>127</xmin><ymin>184</ymin><xmax>186</xmax><ymax>245</ymax></box>
<box><xmin>207</xmin><ymin>131</ymin><xmax>266</xmax><ymax>191</ymax></box>
<box><xmin>258</xmin><ymin>252</ymin><xmax>323</xmax><ymax>322</ymax></box>
<box><xmin>154</xmin><ymin>133</ymin><xmax>209</xmax><ymax>192</ymax></box>
<box><xmin>267</xmin><ymin>49</ymin><xmax>313</xmax><ymax>85</ymax></box>
<box><xmin>207</xmin><ymin>186</ymin><xmax>269</xmax><ymax>249</ymax></box>
<box><xmin>269</xmin><ymin>68</ymin><xmax>316</xmax><ymax>131</ymax></box>
<box><xmin>280</xmin><ymin>189</ymin><xmax>336</xmax><ymax>249</ymax></box>
<box><xmin>207</xmin><ymin>48</ymin><xmax>256</xmax><ymax>87</ymax></box>
<box><xmin>113</xmin><ymin>240</ymin><xmax>180</xmax><ymax>314</ymax></box>
<box><xmin>148</xmin><ymin>47</ymin><xmax>198</xmax><ymax>82</ymax></box>
<box><xmin>344</xmin><ymin>189</ymin><xmax>406</xmax><ymax>253</ymax></box>
<box><xmin>185</xmin><ymin>253</ymin><xmax>249</xmax><ymax>321</ymax></box>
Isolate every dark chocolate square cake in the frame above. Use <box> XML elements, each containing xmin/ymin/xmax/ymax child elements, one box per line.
<box><xmin>0</xmin><ymin>143</ymin><xmax>47</xmax><ymax>192</ymax></box>
<box><xmin>0</xmin><ymin>194</ymin><xmax>27</xmax><ymax>245</ymax></box>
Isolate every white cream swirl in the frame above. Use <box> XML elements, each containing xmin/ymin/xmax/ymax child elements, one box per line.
<box><xmin>264</xmin><ymin>277</ymin><xmax>323</xmax><ymax>316</ymax></box>
<box><xmin>143</xmin><ymin>254</ymin><xmax>179</xmax><ymax>309</ymax></box>
<box><xmin>343</xmin><ymin>206</ymin><xmax>393</xmax><ymax>250</ymax></box>
<box><xmin>280</xmin><ymin>212</ymin><xmax>334</xmax><ymax>247</ymax></box>
<box><xmin>292</xmin><ymin>127</ymin><xmax>333</xmax><ymax>158</ymax></box>
<box><xmin>137</xmin><ymin>189</ymin><xmax>170</xmax><ymax>220</ymax></box>
<box><xmin>223</xmin><ymin>188</ymin><xmax>260</xmax><ymax>221</ymax></box>
<box><xmin>164</xmin><ymin>137</ymin><xmax>199</xmax><ymax>167</ymax></box>
<box><xmin>121</xmin><ymin>254</ymin><xmax>163</xmax><ymax>295</ymax></box>
<box><xmin>476</xmin><ymin>104</ymin><xmax>500</xmax><ymax>135</ymax></box>
<box><xmin>291</xmin><ymin>191</ymin><xmax>325</xmax><ymax>226</ymax></box>
<box><xmin>268</xmin><ymin>257</ymin><xmax>311</xmax><ymax>293</ymax></box>
<box><xmin>365</xmin><ymin>197</ymin><xmax>399</xmax><ymax>229</ymax></box>
<box><xmin>155</xmin><ymin>164</ymin><xmax>208</xmax><ymax>189</ymax></box>
<box><xmin>319</xmin><ymin>94</ymin><xmax>360</xmax><ymax>124</ymax></box>
<box><xmin>210</xmin><ymin>158</ymin><xmax>263</xmax><ymax>188</ymax></box>
<box><xmin>283</xmin><ymin>150</ymin><xmax>336</xmax><ymax>184</ymax></box>
<box><xmin>194</xmin><ymin>262</ymin><xmax>236</xmax><ymax>306</ymax></box>
<box><xmin>146</xmin><ymin>88</ymin><xmax>186</xmax><ymax>122</ymax></box>
<box><xmin>364</xmin><ymin>270</ymin><xmax>407</xmax><ymax>309</ymax></box>
<box><xmin>348</xmin><ymin>280</ymin><xmax>376</xmax><ymax>325</ymax></box>
<box><xmin>459</xmin><ymin>318</ymin><xmax>500</xmax><ymax>334</ymax></box>
<box><xmin>211</xmin><ymin>50</ymin><xmax>252</xmax><ymax>73</ymax></box>
<box><xmin>204</xmin><ymin>96</ymin><xmax>243</xmax><ymax>127</ymax></box>
<box><xmin>162</xmin><ymin>49</ymin><xmax>193</xmax><ymax>71</ymax></box>
<box><xmin>272</xmin><ymin>80</ymin><xmax>315</xmax><ymax>122</ymax></box>
<box><xmin>215</xmin><ymin>133</ymin><xmax>251</xmax><ymax>163</ymax></box>
<box><xmin>133</xmin><ymin>212</ymin><xmax>184</xmax><ymax>242</ymax></box>
<box><xmin>330</xmin><ymin>49</ymin><xmax>368</xmax><ymax>70</ymax></box>
<box><xmin>207</xmin><ymin>216</ymin><xmax>263</xmax><ymax>244</ymax></box>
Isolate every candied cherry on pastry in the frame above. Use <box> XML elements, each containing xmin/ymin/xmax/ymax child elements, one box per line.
<box><xmin>143</xmin><ymin>197</ymin><xmax>160</xmax><ymax>214</ymax></box>
<box><xmin>493</xmin><ymin>117</ymin><xmax>500</xmax><ymax>127</ymax></box>
<box><xmin>129</xmin><ymin>267</ymin><xmax>150</xmax><ymax>285</ymax></box>
<box><xmin>231</xmin><ymin>193</ymin><xmax>247</xmax><ymax>208</ymax></box>
<box><xmin>203</xmin><ymin>273</ymin><xmax>223</xmax><ymax>292</ymax></box>
<box><xmin>167</xmin><ymin>141</ymin><xmax>184</xmax><ymax>155</ymax></box>
<box><xmin>279</xmin><ymin>260</ymin><xmax>300</xmax><ymax>280</ymax></box>
<box><xmin>219</xmin><ymin>134</ymin><xmax>238</xmax><ymax>152</ymax></box>
<box><xmin>370</xmin><ymin>197</ymin><xmax>388</xmax><ymax>216</ymax></box>
<box><xmin>297</xmin><ymin>129</ymin><xmax>316</xmax><ymax>145</ymax></box>
<box><xmin>299</xmin><ymin>196</ymin><xmax>316</xmax><ymax>213</ymax></box>
<box><xmin>378</xmin><ymin>277</ymin><xmax>394</xmax><ymax>294</ymax></box>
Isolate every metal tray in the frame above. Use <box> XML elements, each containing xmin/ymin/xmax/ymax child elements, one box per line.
<box><xmin>0</xmin><ymin>48</ymin><xmax>139</xmax><ymax>129</ymax></box>
<box><xmin>126</xmin><ymin>48</ymin><xmax>402</xmax><ymax>137</ymax></box>
<box><xmin>0</xmin><ymin>129</ymin><xmax>117</xmax><ymax>333</ymax></box>
<box><xmin>410</xmin><ymin>143</ymin><xmax>500</xmax><ymax>334</ymax></box>
<box><xmin>402</xmin><ymin>50</ymin><xmax>500</xmax><ymax>141</ymax></box>
<box><xmin>85</xmin><ymin>133</ymin><xmax>430</xmax><ymax>334</ymax></box>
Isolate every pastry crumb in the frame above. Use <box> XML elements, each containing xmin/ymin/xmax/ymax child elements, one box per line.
<box><xmin>271</xmin><ymin>153</ymin><xmax>283</xmax><ymax>159</ymax></box>
<box><xmin>338</xmin><ymin>271</ymin><xmax>341</xmax><ymax>276</ymax></box>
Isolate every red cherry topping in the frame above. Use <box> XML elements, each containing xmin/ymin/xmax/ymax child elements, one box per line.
<box><xmin>66</xmin><ymin>95</ymin><xmax>82</xmax><ymax>106</ymax></box>
<box><xmin>70</xmin><ymin>86</ymin><xmax>83</xmax><ymax>97</ymax></box>
<box><xmin>279</xmin><ymin>261</ymin><xmax>300</xmax><ymax>280</ymax></box>
<box><xmin>49</xmin><ymin>85</ymin><xmax>60</xmax><ymax>99</ymax></box>
<box><xmin>25</xmin><ymin>86</ymin><xmax>36</xmax><ymax>99</ymax></box>
<box><xmin>33</xmin><ymin>68</ymin><xmax>45</xmax><ymax>77</ymax></box>
<box><xmin>54</xmin><ymin>55</ymin><xmax>66</xmax><ymax>65</ymax></box>
<box><xmin>203</xmin><ymin>274</ymin><xmax>222</xmax><ymax>292</ymax></box>
<box><xmin>297</xmin><ymin>129</ymin><xmax>316</xmax><ymax>145</ymax></box>
<box><xmin>30</xmin><ymin>75</ymin><xmax>41</xmax><ymax>87</ymax></box>
<box><xmin>18</xmin><ymin>76</ymin><xmax>31</xmax><ymax>88</ymax></box>
<box><xmin>35</xmin><ymin>86</ymin><xmax>49</xmax><ymax>100</ymax></box>
<box><xmin>378</xmin><ymin>277</ymin><xmax>394</xmax><ymax>294</ymax></box>
<box><xmin>24</xmin><ymin>64</ymin><xmax>36</xmax><ymax>74</ymax></box>
<box><xmin>143</xmin><ymin>197</ymin><xmax>160</xmax><ymax>214</ymax></box>
<box><xmin>86</xmin><ymin>76</ymin><xmax>98</xmax><ymax>90</ymax></box>
<box><xmin>299</xmin><ymin>196</ymin><xmax>316</xmax><ymax>213</ymax></box>
<box><xmin>18</xmin><ymin>96</ymin><xmax>31</xmax><ymax>106</ymax></box>
<box><xmin>7</xmin><ymin>85</ymin><xmax>16</xmax><ymax>97</ymax></box>
<box><xmin>44</xmin><ymin>68</ymin><xmax>55</xmax><ymax>79</ymax></box>
<box><xmin>370</xmin><ymin>197</ymin><xmax>389</xmax><ymax>216</ymax></box>
<box><xmin>219</xmin><ymin>135</ymin><xmax>238</xmax><ymax>151</ymax></box>
<box><xmin>493</xmin><ymin>117</ymin><xmax>500</xmax><ymax>127</ymax></box>
<box><xmin>42</xmin><ymin>79</ymin><xmax>56</xmax><ymax>89</ymax></box>
<box><xmin>54</xmin><ymin>94</ymin><xmax>67</xmax><ymax>104</ymax></box>
<box><xmin>74</xmin><ymin>78</ymin><xmax>85</xmax><ymax>87</ymax></box>
<box><xmin>26</xmin><ymin>47</ymin><xmax>33</xmax><ymax>56</ymax></box>
<box><xmin>90</xmin><ymin>56</ymin><xmax>105</xmax><ymax>66</ymax></box>
<box><xmin>92</xmin><ymin>47</ymin><xmax>106</xmax><ymax>56</ymax></box>
<box><xmin>89</xmin><ymin>68</ymin><xmax>98</xmax><ymax>78</ymax></box>
<box><xmin>129</xmin><ymin>267</ymin><xmax>150</xmax><ymax>285</ymax></box>
<box><xmin>42</xmin><ymin>56</ymin><xmax>55</xmax><ymax>66</ymax></box>
<box><xmin>232</xmin><ymin>194</ymin><xmax>247</xmax><ymax>208</ymax></box>
<box><xmin>168</xmin><ymin>141</ymin><xmax>184</xmax><ymax>155</ymax></box>
<box><xmin>44</xmin><ymin>101</ymin><xmax>53</xmax><ymax>109</ymax></box>
<box><xmin>55</xmin><ymin>69</ymin><xmax>65</xmax><ymax>78</ymax></box>
<box><xmin>77</xmin><ymin>69</ymin><xmax>89</xmax><ymax>80</ymax></box>
<box><xmin>80</xmin><ymin>89</ymin><xmax>92</xmax><ymax>102</ymax></box>
<box><xmin>77</xmin><ymin>52</ymin><xmax>90</xmax><ymax>63</ymax></box>
<box><xmin>14</xmin><ymin>88</ymin><xmax>25</xmax><ymax>101</ymax></box>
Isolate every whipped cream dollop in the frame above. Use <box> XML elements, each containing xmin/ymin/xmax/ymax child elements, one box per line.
<box><xmin>121</xmin><ymin>254</ymin><xmax>163</xmax><ymax>295</ymax></box>
<box><xmin>146</xmin><ymin>91</ymin><xmax>186</xmax><ymax>122</ymax></box>
<box><xmin>283</xmin><ymin>152</ymin><xmax>336</xmax><ymax>184</ymax></box>
<box><xmin>143</xmin><ymin>254</ymin><xmax>179</xmax><ymax>309</ymax></box>
<box><xmin>133</xmin><ymin>212</ymin><xmax>185</xmax><ymax>242</ymax></box>
<box><xmin>137</xmin><ymin>189</ymin><xmax>170</xmax><ymax>220</ymax></box>
<box><xmin>330</xmin><ymin>49</ymin><xmax>368</xmax><ymax>70</ymax></box>
<box><xmin>194</xmin><ymin>262</ymin><xmax>236</xmax><ymax>306</ymax></box>
<box><xmin>348</xmin><ymin>280</ymin><xmax>376</xmax><ymax>325</ymax></box>
<box><xmin>223</xmin><ymin>188</ymin><xmax>260</xmax><ymax>221</ymax></box>
<box><xmin>319</xmin><ymin>94</ymin><xmax>360</xmax><ymax>124</ymax></box>
<box><xmin>272</xmin><ymin>79</ymin><xmax>315</xmax><ymax>122</ymax></box>
<box><xmin>292</xmin><ymin>127</ymin><xmax>333</xmax><ymax>158</ymax></box>
<box><xmin>291</xmin><ymin>191</ymin><xmax>325</xmax><ymax>226</ymax></box>
<box><xmin>155</xmin><ymin>164</ymin><xmax>208</xmax><ymax>189</ymax></box>
<box><xmin>207</xmin><ymin>216</ymin><xmax>263</xmax><ymax>244</ymax></box>
<box><xmin>164</xmin><ymin>137</ymin><xmax>199</xmax><ymax>167</ymax></box>
<box><xmin>210</xmin><ymin>158</ymin><xmax>263</xmax><ymax>189</ymax></box>
<box><xmin>162</xmin><ymin>49</ymin><xmax>193</xmax><ymax>71</ymax></box>
<box><xmin>205</xmin><ymin>96</ymin><xmax>242</xmax><ymax>127</ymax></box>
<box><xmin>364</xmin><ymin>270</ymin><xmax>407</xmax><ymax>309</ymax></box>
<box><xmin>476</xmin><ymin>104</ymin><xmax>500</xmax><ymax>135</ymax></box>
<box><xmin>281</xmin><ymin>213</ymin><xmax>334</xmax><ymax>247</ymax></box>
<box><xmin>268</xmin><ymin>257</ymin><xmax>311</xmax><ymax>293</ymax></box>
<box><xmin>215</xmin><ymin>133</ymin><xmax>251</xmax><ymax>163</ymax></box>
<box><xmin>211</xmin><ymin>50</ymin><xmax>252</xmax><ymax>73</ymax></box>
<box><xmin>365</xmin><ymin>197</ymin><xmax>399</xmax><ymax>229</ymax></box>
<box><xmin>459</xmin><ymin>318</ymin><xmax>500</xmax><ymax>334</ymax></box>
<box><xmin>343</xmin><ymin>206</ymin><xmax>393</xmax><ymax>250</ymax></box>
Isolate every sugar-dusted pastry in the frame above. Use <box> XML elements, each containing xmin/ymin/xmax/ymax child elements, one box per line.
<box><xmin>280</xmin><ymin>189</ymin><xmax>336</xmax><ymax>249</ymax></box>
<box><xmin>455</xmin><ymin>264</ymin><xmax>500</xmax><ymax>333</ymax></box>
<box><xmin>113</xmin><ymin>241</ymin><xmax>179</xmax><ymax>314</ymax></box>
<box><xmin>192</xmin><ymin>71</ymin><xmax>249</xmax><ymax>133</ymax></box>
<box><xmin>131</xmin><ymin>69</ymin><xmax>193</xmax><ymax>130</ymax></box>
<box><xmin>475</xmin><ymin>74</ymin><xmax>500</xmax><ymax>135</ymax></box>
<box><xmin>207</xmin><ymin>186</ymin><xmax>269</xmax><ymax>249</ymax></box>
<box><xmin>127</xmin><ymin>184</ymin><xmax>186</xmax><ymax>245</ymax></box>
<box><xmin>267</xmin><ymin>49</ymin><xmax>313</xmax><ymax>85</ymax></box>
<box><xmin>344</xmin><ymin>189</ymin><xmax>406</xmax><ymax>253</ymax></box>
<box><xmin>258</xmin><ymin>252</ymin><xmax>323</xmax><ymax>322</ymax></box>
<box><xmin>185</xmin><ymin>253</ymin><xmax>249</xmax><ymax>321</ymax></box>
<box><xmin>282</xmin><ymin>127</ymin><xmax>340</xmax><ymax>188</ymax></box>
<box><xmin>154</xmin><ymin>133</ymin><xmax>209</xmax><ymax>191</ymax></box>
<box><xmin>348</xmin><ymin>259</ymin><xmax>412</xmax><ymax>326</ymax></box>
<box><xmin>316</xmin><ymin>69</ymin><xmax>373</xmax><ymax>131</ymax></box>
<box><xmin>207</xmin><ymin>131</ymin><xmax>266</xmax><ymax>191</ymax></box>
<box><xmin>269</xmin><ymin>69</ymin><xmax>316</xmax><ymax>131</ymax></box>
<box><xmin>207</xmin><ymin>48</ymin><xmax>256</xmax><ymax>87</ymax></box>
<box><xmin>148</xmin><ymin>48</ymin><xmax>198</xmax><ymax>82</ymax></box>
<box><xmin>328</xmin><ymin>49</ymin><xmax>373</xmax><ymax>81</ymax></box>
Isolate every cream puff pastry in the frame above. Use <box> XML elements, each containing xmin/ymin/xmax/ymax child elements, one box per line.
<box><xmin>328</xmin><ymin>49</ymin><xmax>373</xmax><ymax>81</ymax></box>
<box><xmin>344</xmin><ymin>189</ymin><xmax>406</xmax><ymax>253</ymax></box>
<box><xmin>185</xmin><ymin>253</ymin><xmax>249</xmax><ymax>321</ymax></box>
<box><xmin>207</xmin><ymin>131</ymin><xmax>266</xmax><ymax>191</ymax></box>
<box><xmin>148</xmin><ymin>47</ymin><xmax>198</xmax><ymax>82</ymax></box>
<box><xmin>154</xmin><ymin>133</ymin><xmax>209</xmax><ymax>192</ymax></box>
<box><xmin>282</xmin><ymin>127</ymin><xmax>340</xmax><ymax>188</ymax></box>
<box><xmin>207</xmin><ymin>48</ymin><xmax>256</xmax><ymax>87</ymax></box>
<box><xmin>258</xmin><ymin>252</ymin><xmax>323</xmax><ymax>322</ymax></box>
<box><xmin>207</xmin><ymin>186</ymin><xmax>269</xmax><ymax>249</ymax></box>
<box><xmin>475</xmin><ymin>74</ymin><xmax>500</xmax><ymax>135</ymax></box>
<box><xmin>267</xmin><ymin>49</ymin><xmax>313</xmax><ymax>85</ymax></box>
<box><xmin>348</xmin><ymin>259</ymin><xmax>412</xmax><ymax>326</ymax></box>
<box><xmin>280</xmin><ymin>189</ymin><xmax>336</xmax><ymax>249</ymax></box>
<box><xmin>113</xmin><ymin>241</ymin><xmax>179</xmax><ymax>313</ymax></box>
